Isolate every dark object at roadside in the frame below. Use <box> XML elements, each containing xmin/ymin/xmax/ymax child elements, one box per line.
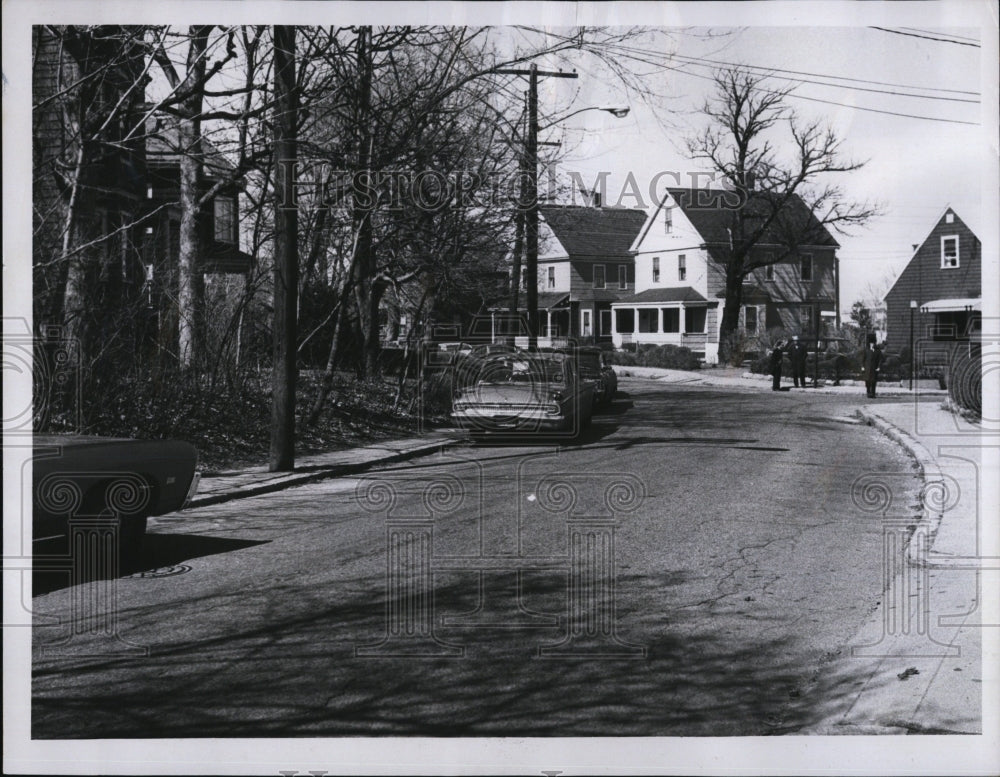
<box><xmin>33</xmin><ymin>436</ymin><xmax>200</xmax><ymax>563</ymax></box>
<box><xmin>545</xmin><ymin>346</ymin><xmax>618</xmax><ymax>408</ymax></box>
<box><xmin>769</xmin><ymin>344</ymin><xmax>784</xmax><ymax>391</ymax></box>
<box><xmin>862</xmin><ymin>343</ymin><xmax>883</xmax><ymax>398</ymax></box>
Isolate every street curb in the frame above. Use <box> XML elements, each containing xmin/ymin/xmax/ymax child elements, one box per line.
<box><xmin>187</xmin><ymin>438</ymin><xmax>454</xmax><ymax>509</ymax></box>
<box><xmin>854</xmin><ymin>408</ymin><xmax>948</xmax><ymax>565</ymax></box>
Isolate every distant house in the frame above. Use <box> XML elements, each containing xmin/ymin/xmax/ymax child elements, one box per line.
<box><xmin>508</xmin><ymin>204</ymin><xmax>647</xmax><ymax>345</ymax></box>
<box><xmin>611</xmin><ymin>188</ymin><xmax>839</xmax><ymax>363</ymax></box>
<box><xmin>883</xmin><ymin>207</ymin><xmax>981</xmax><ymax>355</ymax></box>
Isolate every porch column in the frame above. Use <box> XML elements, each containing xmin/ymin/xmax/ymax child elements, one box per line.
<box><xmin>679</xmin><ymin>305</ymin><xmax>686</xmax><ymax>334</ymax></box>
<box><xmin>656</xmin><ymin>307</ymin><xmax>662</xmax><ymax>333</ymax></box>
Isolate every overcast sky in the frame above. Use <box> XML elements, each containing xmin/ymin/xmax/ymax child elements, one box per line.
<box><xmin>545</xmin><ymin>21</ymin><xmax>986</xmax><ymax>315</ymax></box>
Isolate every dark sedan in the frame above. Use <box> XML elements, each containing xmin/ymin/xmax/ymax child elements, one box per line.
<box><xmin>33</xmin><ymin>436</ymin><xmax>200</xmax><ymax>560</ymax></box>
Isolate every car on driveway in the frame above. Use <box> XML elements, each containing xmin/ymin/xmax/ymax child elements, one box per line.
<box><xmin>33</xmin><ymin>436</ymin><xmax>200</xmax><ymax>561</ymax></box>
<box><xmin>451</xmin><ymin>349</ymin><xmax>594</xmax><ymax>436</ymax></box>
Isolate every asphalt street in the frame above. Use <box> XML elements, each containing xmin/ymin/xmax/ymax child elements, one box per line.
<box><xmin>31</xmin><ymin>379</ymin><xmax>923</xmax><ymax>737</ymax></box>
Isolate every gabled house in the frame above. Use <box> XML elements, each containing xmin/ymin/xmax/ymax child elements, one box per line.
<box><xmin>883</xmin><ymin>207</ymin><xmax>981</xmax><ymax>354</ymax></box>
<box><xmin>517</xmin><ymin>204</ymin><xmax>648</xmax><ymax>344</ymax></box>
<box><xmin>611</xmin><ymin>187</ymin><xmax>839</xmax><ymax>363</ymax></box>
<box><xmin>139</xmin><ymin>114</ymin><xmax>253</xmax><ymax>355</ymax></box>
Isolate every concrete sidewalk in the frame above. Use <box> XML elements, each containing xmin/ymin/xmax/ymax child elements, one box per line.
<box><xmin>188</xmin><ymin>432</ymin><xmax>454</xmax><ymax>508</ymax></box>
<box><xmin>797</xmin><ymin>399</ymin><xmax>992</xmax><ymax>734</ymax></box>
<box><xmin>617</xmin><ymin>364</ymin><xmax>948</xmax><ymax>397</ymax></box>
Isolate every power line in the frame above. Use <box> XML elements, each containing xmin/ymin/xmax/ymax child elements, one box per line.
<box><xmin>611</xmin><ymin>43</ymin><xmax>979</xmax><ymax>96</ymax></box>
<box><xmin>898</xmin><ymin>27</ymin><xmax>981</xmax><ymax>43</ymax></box>
<box><xmin>604</xmin><ymin>44</ymin><xmax>979</xmax><ymax>125</ymax></box>
<box><xmin>604</xmin><ymin>48</ymin><xmax>980</xmax><ymax>126</ymax></box>
<box><xmin>669</xmin><ymin>53</ymin><xmax>979</xmax><ymax>104</ymax></box>
<box><xmin>869</xmin><ymin>27</ymin><xmax>981</xmax><ymax>47</ymax></box>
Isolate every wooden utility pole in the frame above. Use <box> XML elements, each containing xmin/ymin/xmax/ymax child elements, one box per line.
<box><xmin>495</xmin><ymin>65</ymin><xmax>577</xmax><ymax>350</ymax></box>
<box><xmin>270</xmin><ymin>25</ymin><xmax>298</xmax><ymax>471</ymax></box>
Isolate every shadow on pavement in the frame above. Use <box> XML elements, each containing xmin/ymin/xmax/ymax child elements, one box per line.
<box><xmin>33</xmin><ymin>534</ymin><xmax>269</xmax><ymax>596</ymax></box>
<box><xmin>32</xmin><ymin>570</ymin><xmax>888</xmax><ymax>738</ymax></box>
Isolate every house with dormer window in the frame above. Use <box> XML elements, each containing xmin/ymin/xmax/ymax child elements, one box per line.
<box><xmin>508</xmin><ymin>204</ymin><xmax>647</xmax><ymax>344</ymax></box>
<box><xmin>883</xmin><ymin>207</ymin><xmax>981</xmax><ymax>353</ymax></box>
<box><xmin>611</xmin><ymin>187</ymin><xmax>838</xmax><ymax>363</ymax></box>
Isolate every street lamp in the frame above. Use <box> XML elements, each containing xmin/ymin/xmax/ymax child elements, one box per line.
<box><xmin>909</xmin><ymin>299</ymin><xmax>917</xmax><ymax>390</ymax></box>
<box><xmin>496</xmin><ymin>62</ymin><xmax>629</xmax><ymax>349</ymax></box>
<box><xmin>537</xmin><ymin>105</ymin><xmax>630</xmax><ymax>131</ymax></box>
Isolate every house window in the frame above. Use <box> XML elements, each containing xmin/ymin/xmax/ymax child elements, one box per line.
<box><xmin>800</xmin><ymin>254</ymin><xmax>813</xmax><ymax>282</ymax></box>
<box><xmin>946</xmin><ymin>212</ymin><xmax>955</xmax><ymax>224</ymax></box>
<box><xmin>661</xmin><ymin>308</ymin><xmax>680</xmax><ymax>333</ymax></box>
<box><xmin>618</xmin><ymin>265</ymin><xmax>627</xmax><ymax>289</ymax></box>
<box><xmin>214</xmin><ymin>197</ymin><xmax>236</xmax><ymax>244</ymax></box>
<box><xmin>582</xmin><ymin>310</ymin><xmax>593</xmax><ymax>336</ymax></box>
<box><xmin>616</xmin><ymin>308</ymin><xmax>635</xmax><ymax>334</ymax></box>
<box><xmin>664</xmin><ymin>206</ymin><xmax>673</xmax><ymax>234</ymax></box>
<box><xmin>593</xmin><ymin>264</ymin><xmax>606</xmax><ymax>289</ymax></box>
<box><xmin>678</xmin><ymin>254</ymin><xmax>686</xmax><ymax>282</ymax></box>
<box><xmin>764</xmin><ymin>254</ymin><xmax>775</xmax><ymax>281</ymax></box>
<box><xmin>547</xmin><ymin>266</ymin><xmax>555</xmax><ymax>288</ymax></box>
<box><xmin>941</xmin><ymin>236</ymin><xmax>959</xmax><ymax>268</ymax></box>
<box><xmin>685</xmin><ymin>306</ymin><xmax>706</xmax><ymax>334</ymax></box>
<box><xmin>652</xmin><ymin>257</ymin><xmax>660</xmax><ymax>283</ymax></box>
<box><xmin>638</xmin><ymin>308</ymin><xmax>658</xmax><ymax>333</ymax></box>
<box><xmin>744</xmin><ymin>305</ymin><xmax>758</xmax><ymax>333</ymax></box>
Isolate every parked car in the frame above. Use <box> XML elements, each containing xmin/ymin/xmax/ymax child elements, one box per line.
<box><xmin>569</xmin><ymin>346</ymin><xmax>617</xmax><ymax>407</ymax></box>
<box><xmin>33</xmin><ymin>436</ymin><xmax>200</xmax><ymax>560</ymax></box>
<box><xmin>451</xmin><ymin>349</ymin><xmax>594</xmax><ymax>436</ymax></box>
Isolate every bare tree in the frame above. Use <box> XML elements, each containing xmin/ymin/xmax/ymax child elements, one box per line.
<box><xmin>685</xmin><ymin>67</ymin><xmax>880</xmax><ymax>362</ymax></box>
<box><xmin>270</xmin><ymin>25</ymin><xmax>298</xmax><ymax>471</ymax></box>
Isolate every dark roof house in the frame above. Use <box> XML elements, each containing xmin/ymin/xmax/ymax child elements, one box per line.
<box><xmin>883</xmin><ymin>207</ymin><xmax>981</xmax><ymax>353</ymax></box>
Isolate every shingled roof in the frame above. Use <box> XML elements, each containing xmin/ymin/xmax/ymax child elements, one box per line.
<box><xmin>639</xmin><ymin>187</ymin><xmax>838</xmax><ymax>250</ymax></box>
<box><xmin>540</xmin><ymin>205</ymin><xmax>648</xmax><ymax>259</ymax></box>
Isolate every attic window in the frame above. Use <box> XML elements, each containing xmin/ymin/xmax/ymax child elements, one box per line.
<box><xmin>664</xmin><ymin>206</ymin><xmax>673</xmax><ymax>234</ymax></box>
<box><xmin>800</xmin><ymin>254</ymin><xmax>813</xmax><ymax>282</ymax></box>
<box><xmin>764</xmin><ymin>255</ymin><xmax>775</xmax><ymax>282</ymax></box>
<box><xmin>941</xmin><ymin>236</ymin><xmax>959</xmax><ymax>268</ymax></box>
<box><xmin>946</xmin><ymin>212</ymin><xmax>955</xmax><ymax>224</ymax></box>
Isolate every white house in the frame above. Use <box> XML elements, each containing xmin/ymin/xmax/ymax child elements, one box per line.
<box><xmin>611</xmin><ymin>187</ymin><xmax>839</xmax><ymax>363</ymax></box>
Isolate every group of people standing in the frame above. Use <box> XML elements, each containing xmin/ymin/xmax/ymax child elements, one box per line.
<box><xmin>768</xmin><ymin>334</ymin><xmax>883</xmax><ymax>397</ymax></box>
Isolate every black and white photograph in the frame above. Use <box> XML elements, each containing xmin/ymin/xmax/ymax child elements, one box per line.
<box><xmin>4</xmin><ymin>1</ymin><xmax>999</xmax><ymax>774</ymax></box>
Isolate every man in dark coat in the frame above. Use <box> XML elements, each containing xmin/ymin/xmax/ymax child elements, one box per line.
<box><xmin>769</xmin><ymin>342</ymin><xmax>784</xmax><ymax>391</ymax></box>
<box><xmin>788</xmin><ymin>335</ymin><xmax>809</xmax><ymax>388</ymax></box>
<box><xmin>862</xmin><ymin>339</ymin><xmax>883</xmax><ymax>398</ymax></box>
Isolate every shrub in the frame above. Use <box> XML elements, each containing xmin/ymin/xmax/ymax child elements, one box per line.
<box><xmin>606</xmin><ymin>350</ymin><xmax>638</xmax><ymax>367</ymax></box>
<box><xmin>949</xmin><ymin>348</ymin><xmax>981</xmax><ymax>416</ymax></box>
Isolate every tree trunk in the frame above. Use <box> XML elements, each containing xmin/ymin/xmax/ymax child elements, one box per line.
<box><xmin>718</xmin><ymin>268</ymin><xmax>744</xmax><ymax>364</ymax></box>
<box><xmin>173</xmin><ymin>28</ymin><xmax>211</xmax><ymax>370</ymax></box>
<box><xmin>270</xmin><ymin>24</ymin><xmax>298</xmax><ymax>471</ymax></box>
<box><xmin>177</xmin><ymin>114</ymin><xmax>203</xmax><ymax>369</ymax></box>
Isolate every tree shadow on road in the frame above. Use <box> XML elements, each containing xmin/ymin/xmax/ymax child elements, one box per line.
<box><xmin>31</xmin><ymin>567</ymin><xmax>898</xmax><ymax>738</ymax></box>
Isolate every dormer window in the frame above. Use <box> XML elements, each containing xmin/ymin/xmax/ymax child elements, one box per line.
<box><xmin>214</xmin><ymin>197</ymin><xmax>236</xmax><ymax>244</ymax></box>
<box><xmin>941</xmin><ymin>236</ymin><xmax>959</xmax><ymax>268</ymax></box>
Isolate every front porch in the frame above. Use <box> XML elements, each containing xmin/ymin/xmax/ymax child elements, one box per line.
<box><xmin>610</xmin><ymin>287</ymin><xmax>720</xmax><ymax>363</ymax></box>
